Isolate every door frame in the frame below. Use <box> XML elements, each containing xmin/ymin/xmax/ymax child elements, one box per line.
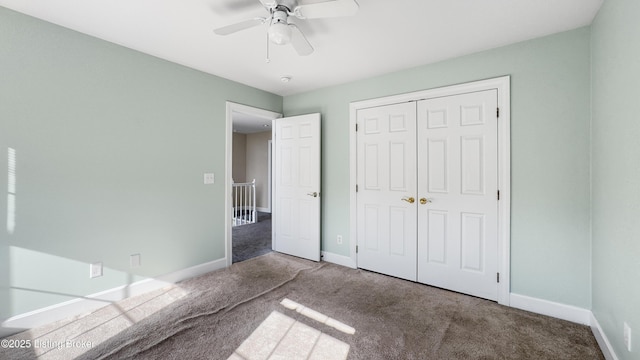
<box><xmin>349</xmin><ymin>76</ymin><xmax>511</xmax><ymax>305</ymax></box>
<box><xmin>225</xmin><ymin>102</ymin><xmax>282</xmax><ymax>267</ymax></box>
<box><xmin>267</xmin><ymin>139</ymin><xmax>273</xmax><ymax>213</ymax></box>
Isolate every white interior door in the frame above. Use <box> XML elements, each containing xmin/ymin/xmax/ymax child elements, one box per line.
<box><xmin>417</xmin><ymin>90</ymin><xmax>499</xmax><ymax>300</ymax></box>
<box><xmin>356</xmin><ymin>102</ymin><xmax>417</xmax><ymax>281</ymax></box>
<box><xmin>272</xmin><ymin>113</ymin><xmax>321</xmax><ymax>261</ymax></box>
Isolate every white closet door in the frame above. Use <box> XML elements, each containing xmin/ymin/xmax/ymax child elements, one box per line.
<box><xmin>356</xmin><ymin>102</ymin><xmax>417</xmax><ymax>281</ymax></box>
<box><xmin>417</xmin><ymin>90</ymin><xmax>499</xmax><ymax>300</ymax></box>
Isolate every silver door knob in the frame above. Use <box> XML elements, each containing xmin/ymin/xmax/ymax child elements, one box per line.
<box><xmin>307</xmin><ymin>192</ymin><xmax>319</xmax><ymax>198</ymax></box>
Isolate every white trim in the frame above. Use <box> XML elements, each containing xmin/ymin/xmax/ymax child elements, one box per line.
<box><xmin>155</xmin><ymin>257</ymin><xmax>227</xmax><ymax>283</ymax></box>
<box><xmin>509</xmin><ymin>293</ymin><xmax>591</xmax><ymax>325</ymax></box>
<box><xmin>321</xmin><ymin>251</ymin><xmax>357</xmax><ymax>269</ymax></box>
<box><xmin>591</xmin><ymin>313</ymin><xmax>620</xmax><ymax>360</ymax></box>
<box><xmin>225</xmin><ymin>102</ymin><xmax>282</xmax><ymax>267</ymax></box>
<box><xmin>0</xmin><ymin>257</ymin><xmax>227</xmax><ymax>338</ymax></box>
<box><xmin>508</xmin><ymin>294</ymin><xmax>619</xmax><ymax>359</ymax></box>
<box><xmin>349</xmin><ymin>100</ymin><xmax>358</xmax><ymax>268</ymax></box>
<box><xmin>349</xmin><ymin>76</ymin><xmax>511</xmax><ymax>305</ymax></box>
<box><xmin>267</xmin><ymin>139</ymin><xmax>273</xmax><ymax>213</ymax></box>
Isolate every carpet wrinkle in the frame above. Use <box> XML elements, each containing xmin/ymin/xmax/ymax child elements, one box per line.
<box><xmin>86</xmin><ymin>292</ymin><xmax>200</xmax><ymax>360</ymax></box>
<box><xmin>70</xmin><ymin>289</ymin><xmax>172</xmax><ymax>339</ymax></box>
<box><xmin>427</xmin><ymin>315</ymin><xmax>452</xmax><ymax>356</ymax></box>
<box><xmin>90</xmin><ymin>324</ymin><xmax>191</xmax><ymax>360</ymax></box>
<box><xmin>176</xmin><ymin>260</ymin><xmax>322</xmax><ymax>325</ymax></box>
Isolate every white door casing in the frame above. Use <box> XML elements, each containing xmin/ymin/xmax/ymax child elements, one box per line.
<box><xmin>356</xmin><ymin>102</ymin><xmax>418</xmax><ymax>281</ymax></box>
<box><xmin>417</xmin><ymin>90</ymin><xmax>499</xmax><ymax>301</ymax></box>
<box><xmin>272</xmin><ymin>113</ymin><xmax>321</xmax><ymax>261</ymax></box>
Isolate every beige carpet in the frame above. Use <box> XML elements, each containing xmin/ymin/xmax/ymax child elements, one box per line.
<box><xmin>1</xmin><ymin>252</ymin><xmax>604</xmax><ymax>359</ymax></box>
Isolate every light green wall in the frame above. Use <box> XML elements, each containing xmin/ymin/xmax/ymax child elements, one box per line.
<box><xmin>0</xmin><ymin>7</ymin><xmax>282</xmax><ymax>317</ymax></box>
<box><xmin>591</xmin><ymin>1</ymin><xmax>640</xmax><ymax>359</ymax></box>
<box><xmin>284</xmin><ymin>28</ymin><xmax>592</xmax><ymax>308</ymax></box>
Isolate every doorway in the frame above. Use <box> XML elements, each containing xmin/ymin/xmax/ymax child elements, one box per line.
<box><xmin>225</xmin><ymin>102</ymin><xmax>281</xmax><ymax>266</ymax></box>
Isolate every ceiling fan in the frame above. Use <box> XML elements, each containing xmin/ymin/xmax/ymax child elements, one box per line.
<box><xmin>213</xmin><ymin>0</ymin><xmax>359</xmax><ymax>57</ymax></box>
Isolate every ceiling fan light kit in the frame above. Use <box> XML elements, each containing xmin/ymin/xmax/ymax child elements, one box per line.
<box><xmin>214</xmin><ymin>0</ymin><xmax>359</xmax><ymax>57</ymax></box>
<box><xmin>268</xmin><ymin>11</ymin><xmax>292</xmax><ymax>45</ymax></box>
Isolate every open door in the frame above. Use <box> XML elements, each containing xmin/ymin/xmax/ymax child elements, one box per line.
<box><xmin>272</xmin><ymin>113</ymin><xmax>321</xmax><ymax>261</ymax></box>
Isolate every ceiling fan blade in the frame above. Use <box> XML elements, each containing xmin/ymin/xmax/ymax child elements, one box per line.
<box><xmin>289</xmin><ymin>24</ymin><xmax>314</xmax><ymax>56</ymax></box>
<box><xmin>211</xmin><ymin>0</ymin><xmax>261</xmax><ymax>14</ymax></box>
<box><xmin>214</xmin><ymin>18</ymin><xmax>265</xmax><ymax>35</ymax></box>
<box><xmin>257</xmin><ymin>0</ymin><xmax>278</xmax><ymax>10</ymax></box>
<box><xmin>294</xmin><ymin>0</ymin><xmax>359</xmax><ymax>19</ymax></box>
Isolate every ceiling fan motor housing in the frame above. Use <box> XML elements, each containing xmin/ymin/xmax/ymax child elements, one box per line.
<box><xmin>276</xmin><ymin>0</ymin><xmax>298</xmax><ymax>13</ymax></box>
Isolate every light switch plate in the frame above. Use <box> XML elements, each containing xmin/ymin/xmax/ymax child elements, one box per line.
<box><xmin>204</xmin><ymin>173</ymin><xmax>215</xmax><ymax>184</ymax></box>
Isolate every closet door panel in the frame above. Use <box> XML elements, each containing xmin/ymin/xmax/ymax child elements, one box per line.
<box><xmin>356</xmin><ymin>102</ymin><xmax>417</xmax><ymax>281</ymax></box>
<box><xmin>417</xmin><ymin>90</ymin><xmax>499</xmax><ymax>301</ymax></box>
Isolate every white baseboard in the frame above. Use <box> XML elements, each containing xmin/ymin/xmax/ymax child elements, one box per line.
<box><xmin>155</xmin><ymin>257</ymin><xmax>227</xmax><ymax>284</ymax></box>
<box><xmin>590</xmin><ymin>313</ymin><xmax>619</xmax><ymax>360</ymax></box>
<box><xmin>509</xmin><ymin>294</ymin><xmax>618</xmax><ymax>359</ymax></box>
<box><xmin>321</xmin><ymin>251</ymin><xmax>357</xmax><ymax>269</ymax></box>
<box><xmin>509</xmin><ymin>293</ymin><xmax>591</xmax><ymax>325</ymax></box>
<box><xmin>0</xmin><ymin>257</ymin><xmax>228</xmax><ymax>338</ymax></box>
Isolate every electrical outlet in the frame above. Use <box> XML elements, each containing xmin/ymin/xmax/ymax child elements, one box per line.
<box><xmin>130</xmin><ymin>253</ymin><xmax>141</xmax><ymax>268</ymax></box>
<box><xmin>90</xmin><ymin>262</ymin><xmax>103</xmax><ymax>278</ymax></box>
<box><xmin>337</xmin><ymin>235</ymin><xmax>343</xmax><ymax>245</ymax></box>
<box><xmin>624</xmin><ymin>322</ymin><xmax>632</xmax><ymax>352</ymax></box>
<box><xmin>204</xmin><ymin>173</ymin><xmax>215</xmax><ymax>184</ymax></box>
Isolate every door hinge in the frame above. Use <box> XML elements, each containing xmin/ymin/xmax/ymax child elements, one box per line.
<box><xmin>355</xmin><ymin>123</ymin><xmax>359</xmax><ymax>132</ymax></box>
<box><xmin>497</xmin><ymin>190</ymin><xmax>500</xmax><ymax>200</ymax></box>
<box><xmin>497</xmin><ymin>272</ymin><xmax>500</xmax><ymax>283</ymax></box>
<box><xmin>497</xmin><ymin>107</ymin><xmax>500</xmax><ymax>118</ymax></box>
<box><xmin>356</xmin><ymin>245</ymin><xmax>359</xmax><ymax>253</ymax></box>
<box><xmin>356</xmin><ymin>184</ymin><xmax>359</xmax><ymax>192</ymax></box>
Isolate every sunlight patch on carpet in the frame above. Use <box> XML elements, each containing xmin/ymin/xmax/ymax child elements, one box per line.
<box><xmin>230</xmin><ymin>311</ymin><xmax>350</xmax><ymax>360</ymax></box>
<box><xmin>280</xmin><ymin>298</ymin><xmax>356</xmax><ymax>335</ymax></box>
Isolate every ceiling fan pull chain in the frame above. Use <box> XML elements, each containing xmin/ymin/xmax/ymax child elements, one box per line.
<box><xmin>265</xmin><ymin>32</ymin><xmax>271</xmax><ymax>63</ymax></box>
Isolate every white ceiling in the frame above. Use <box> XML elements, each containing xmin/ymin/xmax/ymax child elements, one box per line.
<box><xmin>1</xmin><ymin>0</ymin><xmax>603</xmax><ymax>96</ymax></box>
<box><xmin>233</xmin><ymin>111</ymin><xmax>273</xmax><ymax>134</ymax></box>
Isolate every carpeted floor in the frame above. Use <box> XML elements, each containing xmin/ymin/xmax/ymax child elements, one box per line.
<box><xmin>0</xmin><ymin>253</ymin><xmax>604</xmax><ymax>360</ymax></box>
<box><xmin>232</xmin><ymin>212</ymin><xmax>272</xmax><ymax>263</ymax></box>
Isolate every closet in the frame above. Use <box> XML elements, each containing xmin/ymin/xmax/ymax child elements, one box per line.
<box><xmin>356</xmin><ymin>88</ymin><xmax>500</xmax><ymax>301</ymax></box>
